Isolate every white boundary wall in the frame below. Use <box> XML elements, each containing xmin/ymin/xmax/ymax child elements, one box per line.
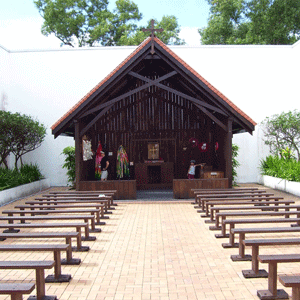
<box><xmin>1</xmin><ymin>42</ymin><xmax>300</xmax><ymax>185</ymax></box>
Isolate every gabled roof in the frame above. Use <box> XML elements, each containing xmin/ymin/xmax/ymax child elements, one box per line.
<box><xmin>52</xmin><ymin>36</ymin><xmax>256</xmax><ymax>138</ymax></box>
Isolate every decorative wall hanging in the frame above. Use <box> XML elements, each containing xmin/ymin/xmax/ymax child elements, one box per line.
<box><xmin>95</xmin><ymin>141</ymin><xmax>103</xmax><ymax>180</ymax></box>
<box><xmin>82</xmin><ymin>135</ymin><xmax>93</xmax><ymax>161</ymax></box>
<box><xmin>117</xmin><ymin>145</ymin><xmax>129</xmax><ymax>179</ymax></box>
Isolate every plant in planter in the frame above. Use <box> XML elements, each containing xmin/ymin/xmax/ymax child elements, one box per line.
<box><xmin>232</xmin><ymin>144</ymin><xmax>240</xmax><ymax>186</ymax></box>
<box><xmin>61</xmin><ymin>146</ymin><xmax>76</xmax><ymax>188</ymax></box>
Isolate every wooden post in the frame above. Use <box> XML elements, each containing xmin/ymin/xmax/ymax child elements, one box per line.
<box><xmin>74</xmin><ymin>120</ymin><xmax>82</xmax><ymax>190</ymax></box>
<box><xmin>224</xmin><ymin>117</ymin><xmax>233</xmax><ymax>188</ymax></box>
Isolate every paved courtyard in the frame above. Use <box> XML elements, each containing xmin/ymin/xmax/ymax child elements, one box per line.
<box><xmin>0</xmin><ymin>184</ymin><xmax>300</xmax><ymax>299</ymax></box>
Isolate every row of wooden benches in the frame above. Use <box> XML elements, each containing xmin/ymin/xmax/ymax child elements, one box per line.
<box><xmin>0</xmin><ymin>189</ymin><xmax>117</xmax><ymax>300</ymax></box>
<box><xmin>192</xmin><ymin>187</ymin><xmax>300</xmax><ymax>300</ymax></box>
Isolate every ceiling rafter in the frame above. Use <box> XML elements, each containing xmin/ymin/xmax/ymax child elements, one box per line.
<box><xmin>129</xmin><ymin>71</ymin><xmax>227</xmax><ymax>116</ymax></box>
<box><xmin>80</xmin><ymin>70</ymin><xmax>177</xmax><ymax>119</ymax></box>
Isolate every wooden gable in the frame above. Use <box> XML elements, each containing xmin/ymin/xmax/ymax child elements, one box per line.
<box><xmin>52</xmin><ymin>37</ymin><xmax>256</xmax><ymax>187</ymax></box>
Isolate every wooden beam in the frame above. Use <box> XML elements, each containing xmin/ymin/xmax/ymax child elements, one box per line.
<box><xmin>79</xmin><ymin>104</ymin><xmax>113</xmax><ymax>137</ymax></box>
<box><xmin>129</xmin><ymin>71</ymin><xmax>226</xmax><ymax>115</ymax></box>
<box><xmin>74</xmin><ymin>120</ymin><xmax>82</xmax><ymax>190</ymax></box>
<box><xmin>80</xmin><ymin>71</ymin><xmax>177</xmax><ymax>118</ymax></box>
<box><xmin>224</xmin><ymin>117</ymin><xmax>233</xmax><ymax>188</ymax></box>
<box><xmin>194</xmin><ymin>104</ymin><xmax>228</xmax><ymax>132</ymax></box>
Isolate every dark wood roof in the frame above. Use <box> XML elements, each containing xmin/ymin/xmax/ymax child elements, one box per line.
<box><xmin>52</xmin><ymin>37</ymin><xmax>256</xmax><ymax>138</ymax></box>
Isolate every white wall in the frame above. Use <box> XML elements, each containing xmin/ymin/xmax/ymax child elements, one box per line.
<box><xmin>2</xmin><ymin>42</ymin><xmax>299</xmax><ymax>185</ymax></box>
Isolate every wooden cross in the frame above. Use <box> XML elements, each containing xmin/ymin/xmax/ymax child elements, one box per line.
<box><xmin>142</xmin><ymin>19</ymin><xmax>164</xmax><ymax>54</ymax></box>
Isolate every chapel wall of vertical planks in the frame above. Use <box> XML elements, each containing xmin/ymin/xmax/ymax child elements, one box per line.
<box><xmin>83</xmin><ymin>77</ymin><xmax>227</xmax><ymax>181</ymax></box>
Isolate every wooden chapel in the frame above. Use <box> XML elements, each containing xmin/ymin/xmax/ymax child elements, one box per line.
<box><xmin>52</xmin><ymin>31</ymin><xmax>256</xmax><ymax>199</ymax></box>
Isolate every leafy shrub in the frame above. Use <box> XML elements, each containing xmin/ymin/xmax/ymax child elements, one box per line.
<box><xmin>260</xmin><ymin>155</ymin><xmax>300</xmax><ymax>182</ymax></box>
<box><xmin>232</xmin><ymin>144</ymin><xmax>240</xmax><ymax>186</ymax></box>
<box><xmin>61</xmin><ymin>146</ymin><xmax>75</xmax><ymax>188</ymax></box>
<box><xmin>0</xmin><ymin>163</ymin><xmax>44</xmax><ymax>191</ymax></box>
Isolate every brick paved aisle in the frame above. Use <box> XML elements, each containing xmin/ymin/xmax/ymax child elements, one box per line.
<box><xmin>83</xmin><ymin>202</ymin><xmax>260</xmax><ymax>300</ymax></box>
<box><xmin>2</xmin><ymin>185</ymin><xmax>300</xmax><ymax>300</ymax></box>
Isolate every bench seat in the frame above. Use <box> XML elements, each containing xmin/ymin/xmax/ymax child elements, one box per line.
<box><xmin>0</xmin><ymin>260</ymin><xmax>56</xmax><ymax>300</ymax></box>
<box><xmin>204</xmin><ymin>201</ymin><xmax>294</xmax><ymax>222</ymax></box>
<box><xmin>0</xmin><ymin>222</ymin><xmax>92</xmax><ymax>241</ymax></box>
<box><xmin>241</xmin><ymin>238</ymin><xmax>300</xmax><ymax>279</ymax></box>
<box><xmin>257</xmin><ymin>254</ymin><xmax>300</xmax><ymax>300</ymax></box>
<box><xmin>0</xmin><ymin>244</ymin><xmax>72</xmax><ymax>282</ymax></box>
<box><xmin>0</xmin><ymin>215</ymin><xmax>98</xmax><ymax>232</ymax></box>
<box><xmin>229</xmin><ymin>226</ymin><xmax>300</xmax><ymax>258</ymax></box>
<box><xmin>213</xmin><ymin>211</ymin><xmax>300</xmax><ymax>238</ymax></box>
<box><xmin>0</xmin><ymin>283</ymin><xmax>35</xmax><ymax>300</ymax></box>
<box><xmin>279</xmin><ymin>275</ymin><xmax>300</xmax><ymax>300</ymax></box>
<box><xmin>0</xmin><ymin>232</ymin><xmax>89</xmax><ymax>252</ymax></box>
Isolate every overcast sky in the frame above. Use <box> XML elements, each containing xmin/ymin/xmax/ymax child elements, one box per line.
<box><xmin>0</xmin><ymin>0</ymin><xmax>210</xmax><ymax>50</ymax></box>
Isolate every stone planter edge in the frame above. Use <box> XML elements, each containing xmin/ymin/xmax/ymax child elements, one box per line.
<box><xmin>0</xmin><ymin>179</ymin><xmax>50</xmax><ymax>206</ymax></box>
<box><xmin>262</xmin><ymin>175</ymin><xmax>300</xmax><ymax>197</ymax></box>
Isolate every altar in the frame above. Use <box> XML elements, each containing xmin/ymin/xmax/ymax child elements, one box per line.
<box><xmin>135</xmin><ymin>162</ymin><xmax>174</xmax><ymax>189</ymax></box>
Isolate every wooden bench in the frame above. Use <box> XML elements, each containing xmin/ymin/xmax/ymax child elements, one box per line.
<box><xmin>0</xmin><ymin>232</ymin><xmax>89</xmax><ymax>252</ymax></box>
<box><xmin>229</xmin><ymin>227</ymin><xmax>300</xmax><ymax>256</ymax></box>
<box><xmin>15</xmin><ymin>203</ymin><xmax>105</xmax><ymax>225</ymax></box>
<box><xmin>0</xmin><ymin>244</ymin><xmax>72</xmax><ymax>282</ymax></box>
<box><xmin>279</xmin><ymin>275</ymin><xmax>300</xmax><ymax>300</ymax></box>
<box><xmin>34</xmin><ymin>197</ymin><xmax>111</xmax><ymax>215</ymax></box>
<box><xmin>203</xmin><ymin>200</ymin><xmax>294</xmax><ymax>222</ymax></box>
<box><xmin>192</xmin><ymin>188</ymin><xmax>261</xmax><ymax>204</ymax></box>
<box><xmin>47</xmin><ymin>190</ymin><xmax>117</xmax><ymax>207</ymax></box>
<box><xmin>0</xmin><ymin>282</ymin><xmax>35</xmax><ymax>300</ymax></box>
<box><xmin>196</xmin><ymin>194</ymin><xmax>281</xmax><ymax>212</ymax></box>
<box><xmin>211</xmin><ymin>209</ymin><xmax>300</xmax><ymax>237</ymax></box>
<box><xmin>195</xmin><ymin>191</ymin><xmax>271</xmax><ymax>207</ymax></box>
<box><xmin>0</xmin><ymin>222</ymin><xmax>92</xmax><ymax>242</ymax></box>
<box><xmin>2</xmin><ymin>208</ymin><xmax>102</xmax><ymax>231</ymax></box>
<box><xmin>241</xmin><ymin>238</ymin><xmax>300</xmax><ymax>279</ymax></box>
<box><xmin>9</xmin><ymin>203</ymin><xmax>104</xmax><ymax>225</ymax></box>
<box><xmin>217</xmin><ymin>217</ymin><xmax>300</xmax><ymax>240</ymax></box>
<box><xmin>0</xmin><ymin>215</ymin><xmax>98</xmax><ymax>233</ymax></box>
<box><xmin>257</xmin><ymin>254</ymin><xmax>300</xmax><ymax>300</ymax></box>
<box><xmin>0</xmin><ymin>260</ymin><xmax>56</xmax><ymax>300</ymax></box>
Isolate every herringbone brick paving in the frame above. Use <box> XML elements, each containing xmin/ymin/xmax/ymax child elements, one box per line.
<box><xmin>0</xmin><ymin>184</ymin><xmax>299</xmax><ymax>299</ymax></box>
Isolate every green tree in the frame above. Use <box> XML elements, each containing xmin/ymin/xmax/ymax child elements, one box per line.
<box><xmin>34</xmin><ymin>0</ymin><xmax>142</xmax><ymax>47</ymax></box>
<box><xmin>0</xmin><ymin>111</ymin><xmax>47</xmax><ymax>169</ymax></box>
<box><xmin>0</xmin><ymin>111</ymin><xmax>14</xmax><ymax>168</ymax></box>
<box><xmin>200</xmin><ymin>0</ymin><xmax>300</xmax><ymax>45</ymax></box>
<box><xmin>34</xmin><ymin>0</ymin><xmax>185</xmax><ymax>46</ymax></box>
<box><xmin>261</xmin><ymin>110</ymin><xmax>300</xmax><ymax>161</ymax></box>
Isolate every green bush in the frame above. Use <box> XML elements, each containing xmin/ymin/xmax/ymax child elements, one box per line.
<box><xmin>260</xmin><ymin>155</ymin><xmax>300</xmax><ymax>182</ymax></box>
<box><xmin>61</xmin><ymin>146</ymin><xmax>75</xmax><ymax>188</ymax></box>
<box><xmin>232</xmin><ymin>144</ymin><xmax>240</xmax><ymax>186</ymax></box>
<box><xmin>0</xmin><ymin>163</ymin><xmax>44</xmax><ymax>191</ymax></box>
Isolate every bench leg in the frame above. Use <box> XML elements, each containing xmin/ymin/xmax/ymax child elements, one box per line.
<box><xmin>242</xmin><ymin>246</ymin><xmax>268</xmax><ymax>278</ymax></box>
<box><xmin>257</xmin><ymin>262</ymin><xmax>289</xmax><ymax>299</ymax></box>
<box><xmin>215</xmin><ymin>217</ymin><xmax>229</xmax><ymax>238</ymax></box>
<box><xmin>231</xmin><ymin>233</ymin><xmax>251</xmax><ymax>261</ymax></box>
<box><xmin>80</xmin><ymin>225</ymin><xmax>96</xmax><ymax>241</ymax></box>
<box><xmin>223</xmin><ymin>224</ymin><xmax>239</xmax><ymax>248</ymax></box>
<box><xmin>292</xmin><ymin>287</ymin><xmax>300</xmax><ymax>300</ymax></box>
<box><xmin>45</xmin><ymin>250</ymin><xmax>71</xmax><ymax>283</ymax></box>
<box><xmin>61</xmin><ymin>240</ymin><xmax>81</xmax><ymax>265</ymax></box>
<box><xmin>90</xmin><ymin>214</ymin><xmax>101</xmax><ymax>233</ymax></box>
<box><xmin>11</xmin><ymin>294</ymin><xmax>23</xmax><ymax>300</ymax></box>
